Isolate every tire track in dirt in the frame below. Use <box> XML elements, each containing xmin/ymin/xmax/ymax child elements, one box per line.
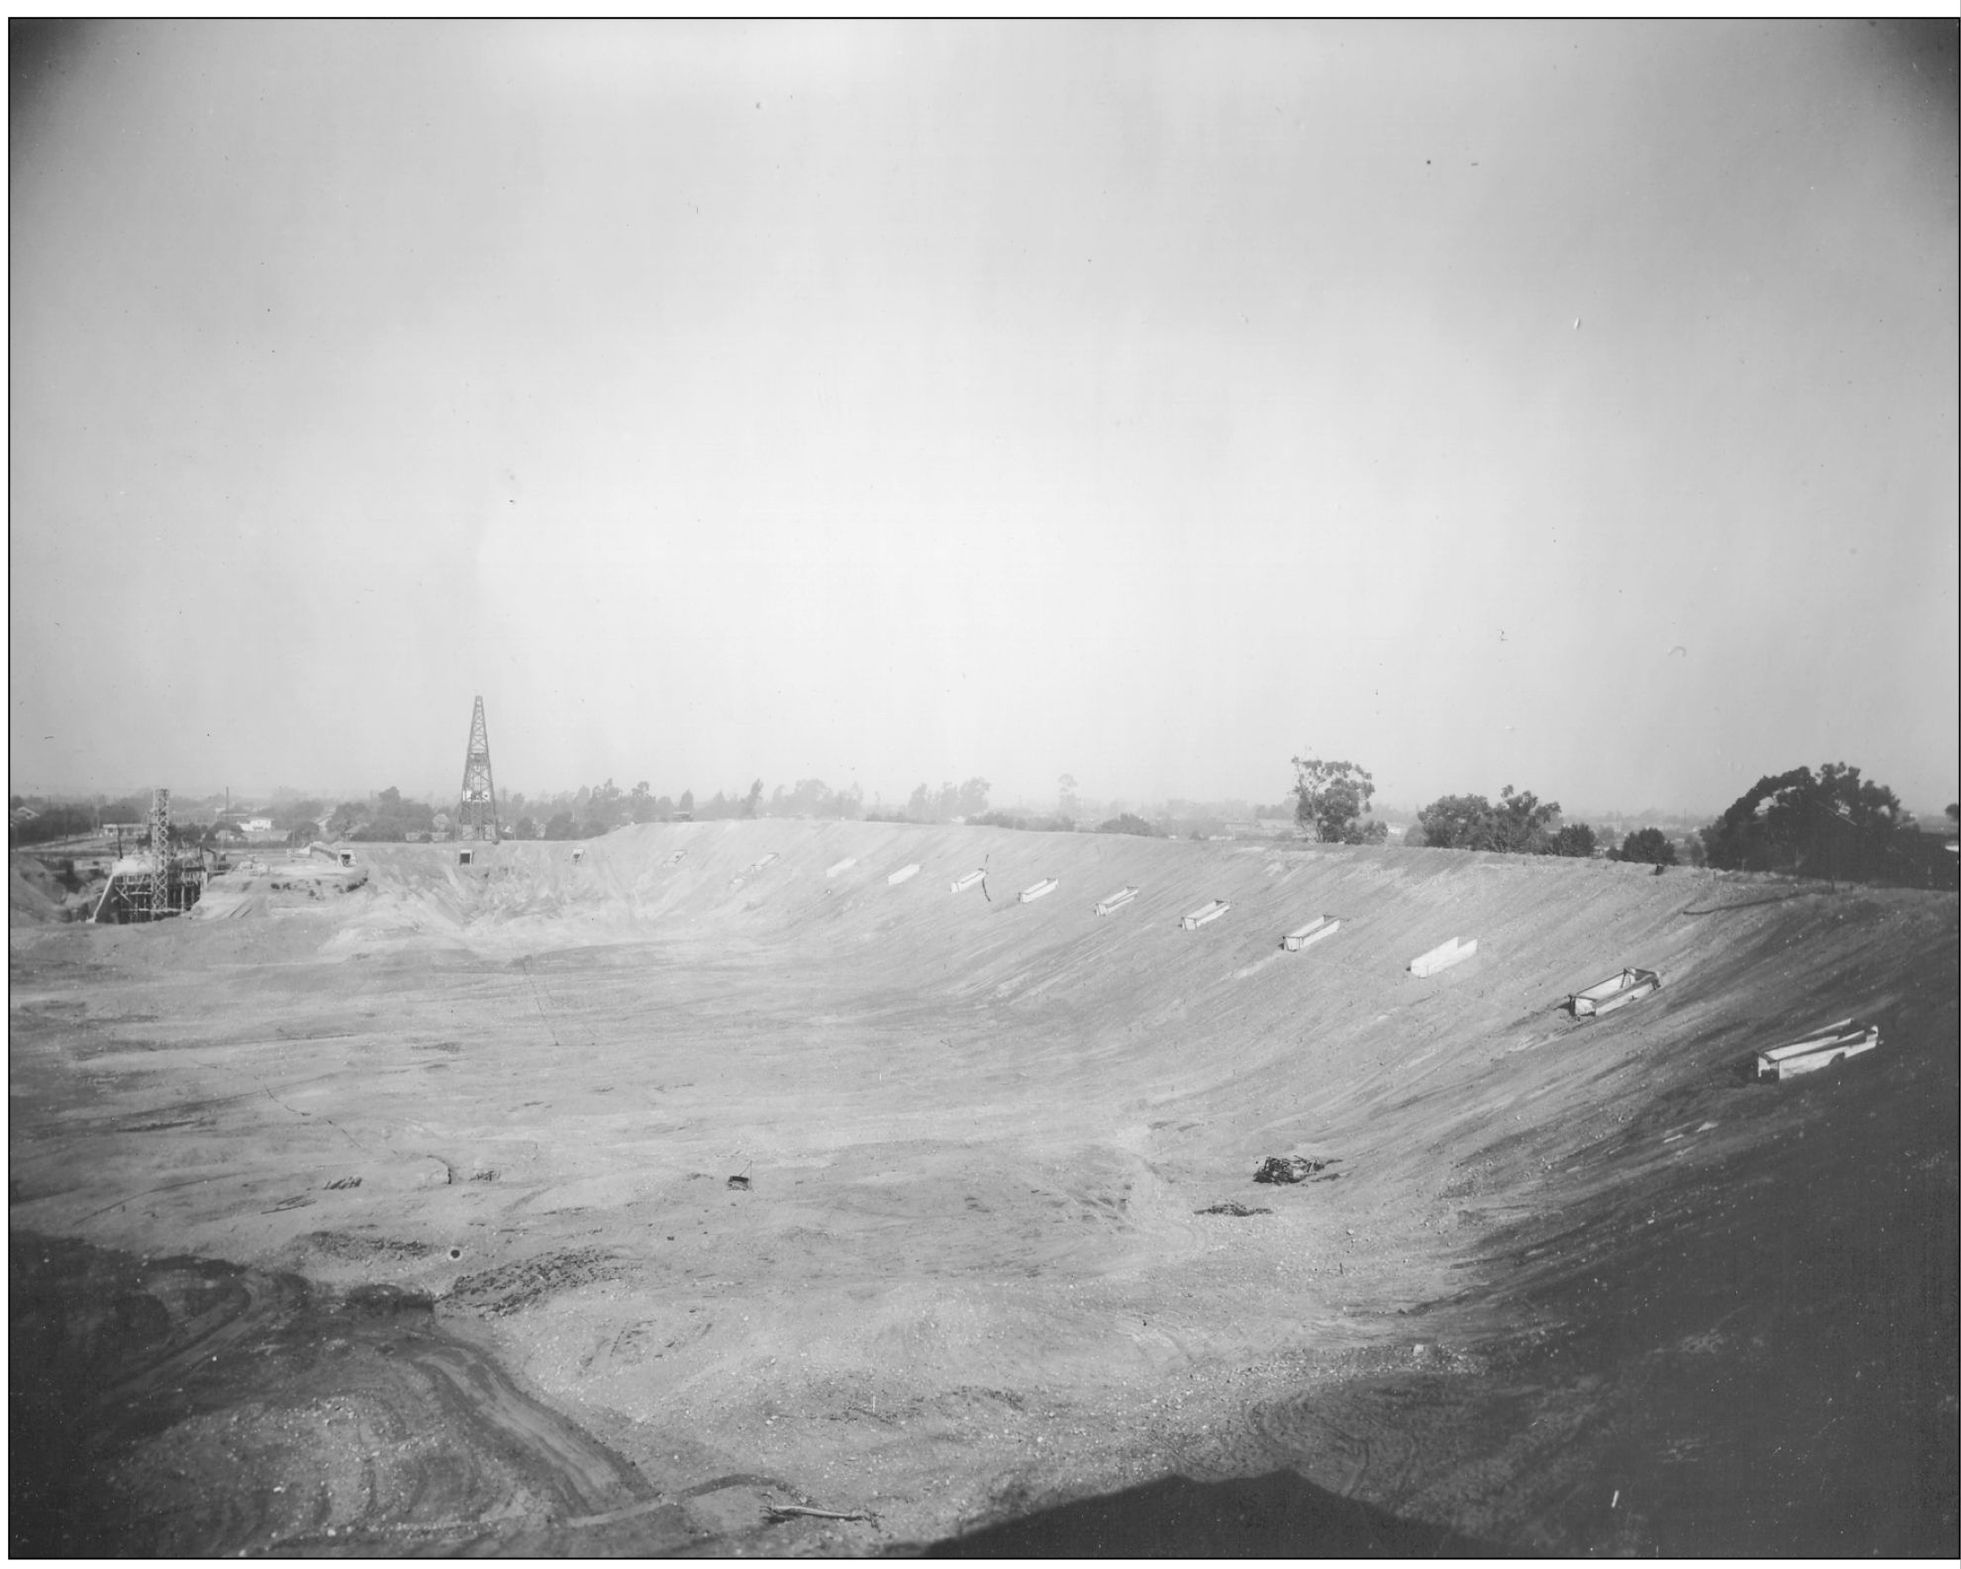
<box><xmin>410</xmin><ymin>1337</ymin><xmax>652</xmax><ymax>1517</ymax></box>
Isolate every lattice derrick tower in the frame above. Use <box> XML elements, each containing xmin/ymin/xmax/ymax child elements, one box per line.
<box><xmin>147</xmin><ymin>787</ymin><xmax>171</xmax><ymax>919</ymax></box>
<box><xmin>458</xmin><ymin>695</ymin><xmax>500</xmax><ymax>841</ymax></box>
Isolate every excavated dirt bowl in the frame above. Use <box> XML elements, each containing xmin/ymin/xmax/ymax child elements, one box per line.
<box><xmin>9</xmin><ymin>824</ymin><xmax>1956</xmax><ymax>1554</ymax></box>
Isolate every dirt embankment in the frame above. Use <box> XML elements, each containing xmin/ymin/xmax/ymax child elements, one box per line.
<box><xmin>8</xmin><ymin>823</ymin><xmax>1956</xmax><ymax>1555</ymax></box>
<box><xmin>9</xmin><ymin>851</ymin><xmax>108</xmax><ymax>925</ymax></box>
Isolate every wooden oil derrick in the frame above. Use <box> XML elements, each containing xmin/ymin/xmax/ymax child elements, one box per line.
<box><xmin>457</xmin><ymin>695</ymin><xmax>500</xmax><ymax>842</ymax></box>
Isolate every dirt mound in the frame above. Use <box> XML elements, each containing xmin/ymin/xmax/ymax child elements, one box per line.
<box><xmin>8</xmin><ymin>854</ymin><xmax>100</xmax><ymax>926</ymax></box>
<box><xmin>9</xmin><ymin>862</ymin><xmax>65</xmax><ymax>925</ymax></box>
<box><xmin>8</xmin><ymin>1231</ymin><xmax>670</xmax><ymax>1556</ymax></box>
<box><xmin>190</xmin><ymin>857</ymin><xmax>368</xmax><ymax>922</ymax></box>
<box><xmin>8</xmin><ymin>823</ymin><xmax>1955</xmax><ymax>1554</ymax></box>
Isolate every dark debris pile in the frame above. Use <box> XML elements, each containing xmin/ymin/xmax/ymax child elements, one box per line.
<box><xmin>1253</xmin><ymin>1155</ymin><xmax>1337</xmax><ymax>1185</ymax></box>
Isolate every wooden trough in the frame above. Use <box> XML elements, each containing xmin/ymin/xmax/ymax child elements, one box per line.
<box><xmin>825</xmin><ymin>857</ymin><xmax>857</xmax><ymax>878</ymax></box>
<box><xmin>1568</xmin><ymin>966</ymin><xmax>1662</xmax><ymax>1018</ymax></box>
<box><xmin>1409</xmin><ymin>936</ymin><xmax>1476</xmax><ymax>977</ymax></box>
<box><xmin>950</xmin><ymin>869</ymin><xmax>987</xmax><ymax>893</ymax></box>
<box><xmin>1095</xmin><ymin>886</ymin><xmax>1139</xmax><ymax>916</ymax></box>
<box><xmin>1181</xmin><ymin>899</ymin><xmax>1229</xmax><ymax>931</ymax></box>
<box><xmin>1018</xmin><ymin>878</ymin><xmax>1059</xmax><ymax>903</ymax></box>
<box><xmin>1282</xmin><ymin>916</ymin><xmax>1339</xmax><ymax>952</ymax></box>
<box><xmin>1755</xmin><ymin>1018</ymin><xmax>1879</xmax><ymax>1082</ymax></box>
<box><xmin>887</xmin><ymin>863</ymin><xmax>921</xmax><ymax>886</ymax></box>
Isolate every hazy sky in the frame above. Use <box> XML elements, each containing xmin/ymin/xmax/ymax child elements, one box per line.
<box><xmin>11</xmin><ymin>21</ymin><xmax>1958</xmax><ymax>816</ymax></box>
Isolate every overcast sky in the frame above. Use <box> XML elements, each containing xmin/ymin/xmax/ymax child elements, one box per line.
<box><xmin>10</xmin><ymin>21</ymin><xmax>1957</xmax><ymax>817</ymax></box>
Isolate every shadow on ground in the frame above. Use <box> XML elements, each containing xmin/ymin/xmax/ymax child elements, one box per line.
<box><xmin>925</xmin><ymin>1470</ymin><xmax>1512</xmax><ymax>1557</ymax></box>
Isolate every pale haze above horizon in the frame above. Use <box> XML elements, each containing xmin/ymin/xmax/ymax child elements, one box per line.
<box><xmin>10</xmin><ymin>21</ymin><xmax>1958</xmax><ymax>820</ymax></box>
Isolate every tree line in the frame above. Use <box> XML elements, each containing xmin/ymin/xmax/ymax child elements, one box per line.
<box><xmin>259</xmin><ymin>775</ymin><xmax>991</xmax><ymax>844</ymax></box>
<box><xmin>8</xmin><ymin>794</ymin><xmax>153</xmax><ymax>847</ymax></box>
<box><xmin>511</xmin><ymin>775</ymin><xmax>989</xmax><ymax>839</ymax></box>
<box><xmin>1289</xmin><ymin>753</ymin><xmax>1949</xmax><ymax>885</ymax></box>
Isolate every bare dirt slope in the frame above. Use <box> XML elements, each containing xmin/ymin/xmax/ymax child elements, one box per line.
<box><xmin>9</xmin><ymin>822</ymin><xmax>1956</xmax><ymax>1554</ymax></box>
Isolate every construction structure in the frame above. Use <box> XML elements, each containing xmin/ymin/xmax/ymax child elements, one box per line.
<box><xmin>90</xmin><ymin>787</ymin><xmax>208</xmax><ymax>923</ymax></box>
<box><xmin>457</xmin><ymin>695</ymin><xmax>500</xmax><ymax>842</ymax></box>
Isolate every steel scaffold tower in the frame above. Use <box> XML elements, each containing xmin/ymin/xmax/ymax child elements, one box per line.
<box><xmin>92</xmin><ymin>786</ymin><xmax>205</xmax><ymax>922</ymax></box>
<box><xmin>458</xmin><ymin>696</ymin><xmax>500</xmax><ymax>841</ymax></box>
<box><xmin>147</xmin><ymin>787</ymin><xmax>171</xmax><ymax>920</ymax></box>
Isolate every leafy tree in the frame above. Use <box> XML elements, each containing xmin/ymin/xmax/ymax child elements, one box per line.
<box><xmin>1700</xmin><ymin>763</ymin><xmax>1914</xmax><ymax>883</ymax></box>
<box><xmin>679</xmin><ymin>789</ymin><xmax>695</xmax><ymax>816</ymax></box>
<box><xmin>1096</xmin><ymin>813</ymin><xmax>1158</xmax><ymax>837</ymax></box>
<box><xmin>940</xmin><ymin>782</ymin><xmax>963</xmax><ymax>819</ymax></box>
<box><xmin>1290</xmin><ymin>756</ymin><xmax>1387</xmax><ymax>844</ymax></box>
<box><xmin>626</xmin><ymin>782</ymin><xmax>662</xmax><ymax>824</ymax></box>
<box><xmin>1550</xmin><ymin>822</ymin><xmax>1597</xmax><ymax>858</ymax></box>
<box><xmin>513</xmin><ymin>816</ymin><xmax>537</xmax><ymax>840</ymax></box>
<box><xmin>1700</xmin><ymin>766</ymin><xmax>1808</xmax><ymax>871</ymax></box>
<box><xmin>577</xmin><ymin>779</ymin><xmax>624</xmax><ymax>833</ymax></box>
<box><xmin>766</xmin><ymin>778</ymin><xmax>865</xmax><ymax>820</ymax></box>
<box><xmin>1615</xmin><ymin>827</ymin><xmax>1677</xmax><ymax>867</ymax></box>
<box><xmin>9</xmin><ymin>802</ymin><xmax>93</xmax><ymax>846</ymax></box>
<box><xmin>1416</xmin><ymin>785</ymin><xmax>1562</xmax><ymax>854</ymax></box>
<box><xmin>272</xmin><ymin>799</ymin><xmax>326</xmax><ymax>833</ymax></box>
<box><xmin>102</xmin><ymin>796</ymin><xmax>149</xmax><ymax>827</ymax></box>
<box><xmin>351</xmin><ymin>786</ymin><xmax>436</xmax><ymax>841</ymax></box>
<box><xmin>1494</xmin><ymin>785</ymin><xmax>1561</xmax><ymax>853</ymax></box>
<box><xmin>969</xmin><ymin>810</ymin><xmax>1075</xmax><ymax>833</ymax></box>
<box><xmin>544</xmin><ymin>812</ymin><xmax>577</xmax><ymax>840</ymax></box>
<box><xmin>1058</xmin><ymin>774</ymin><xmax>1079</xmax><ymax>820</ymax></box>
<box><xmin>743</xmin><ymin>779</ymin><xmax>763</xmax><ymax>819</ymax></box>
<box><xmin>1415</xmin><ymin>794</ymin><xmax>1493</xmax><ymax>850</ymax></box>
